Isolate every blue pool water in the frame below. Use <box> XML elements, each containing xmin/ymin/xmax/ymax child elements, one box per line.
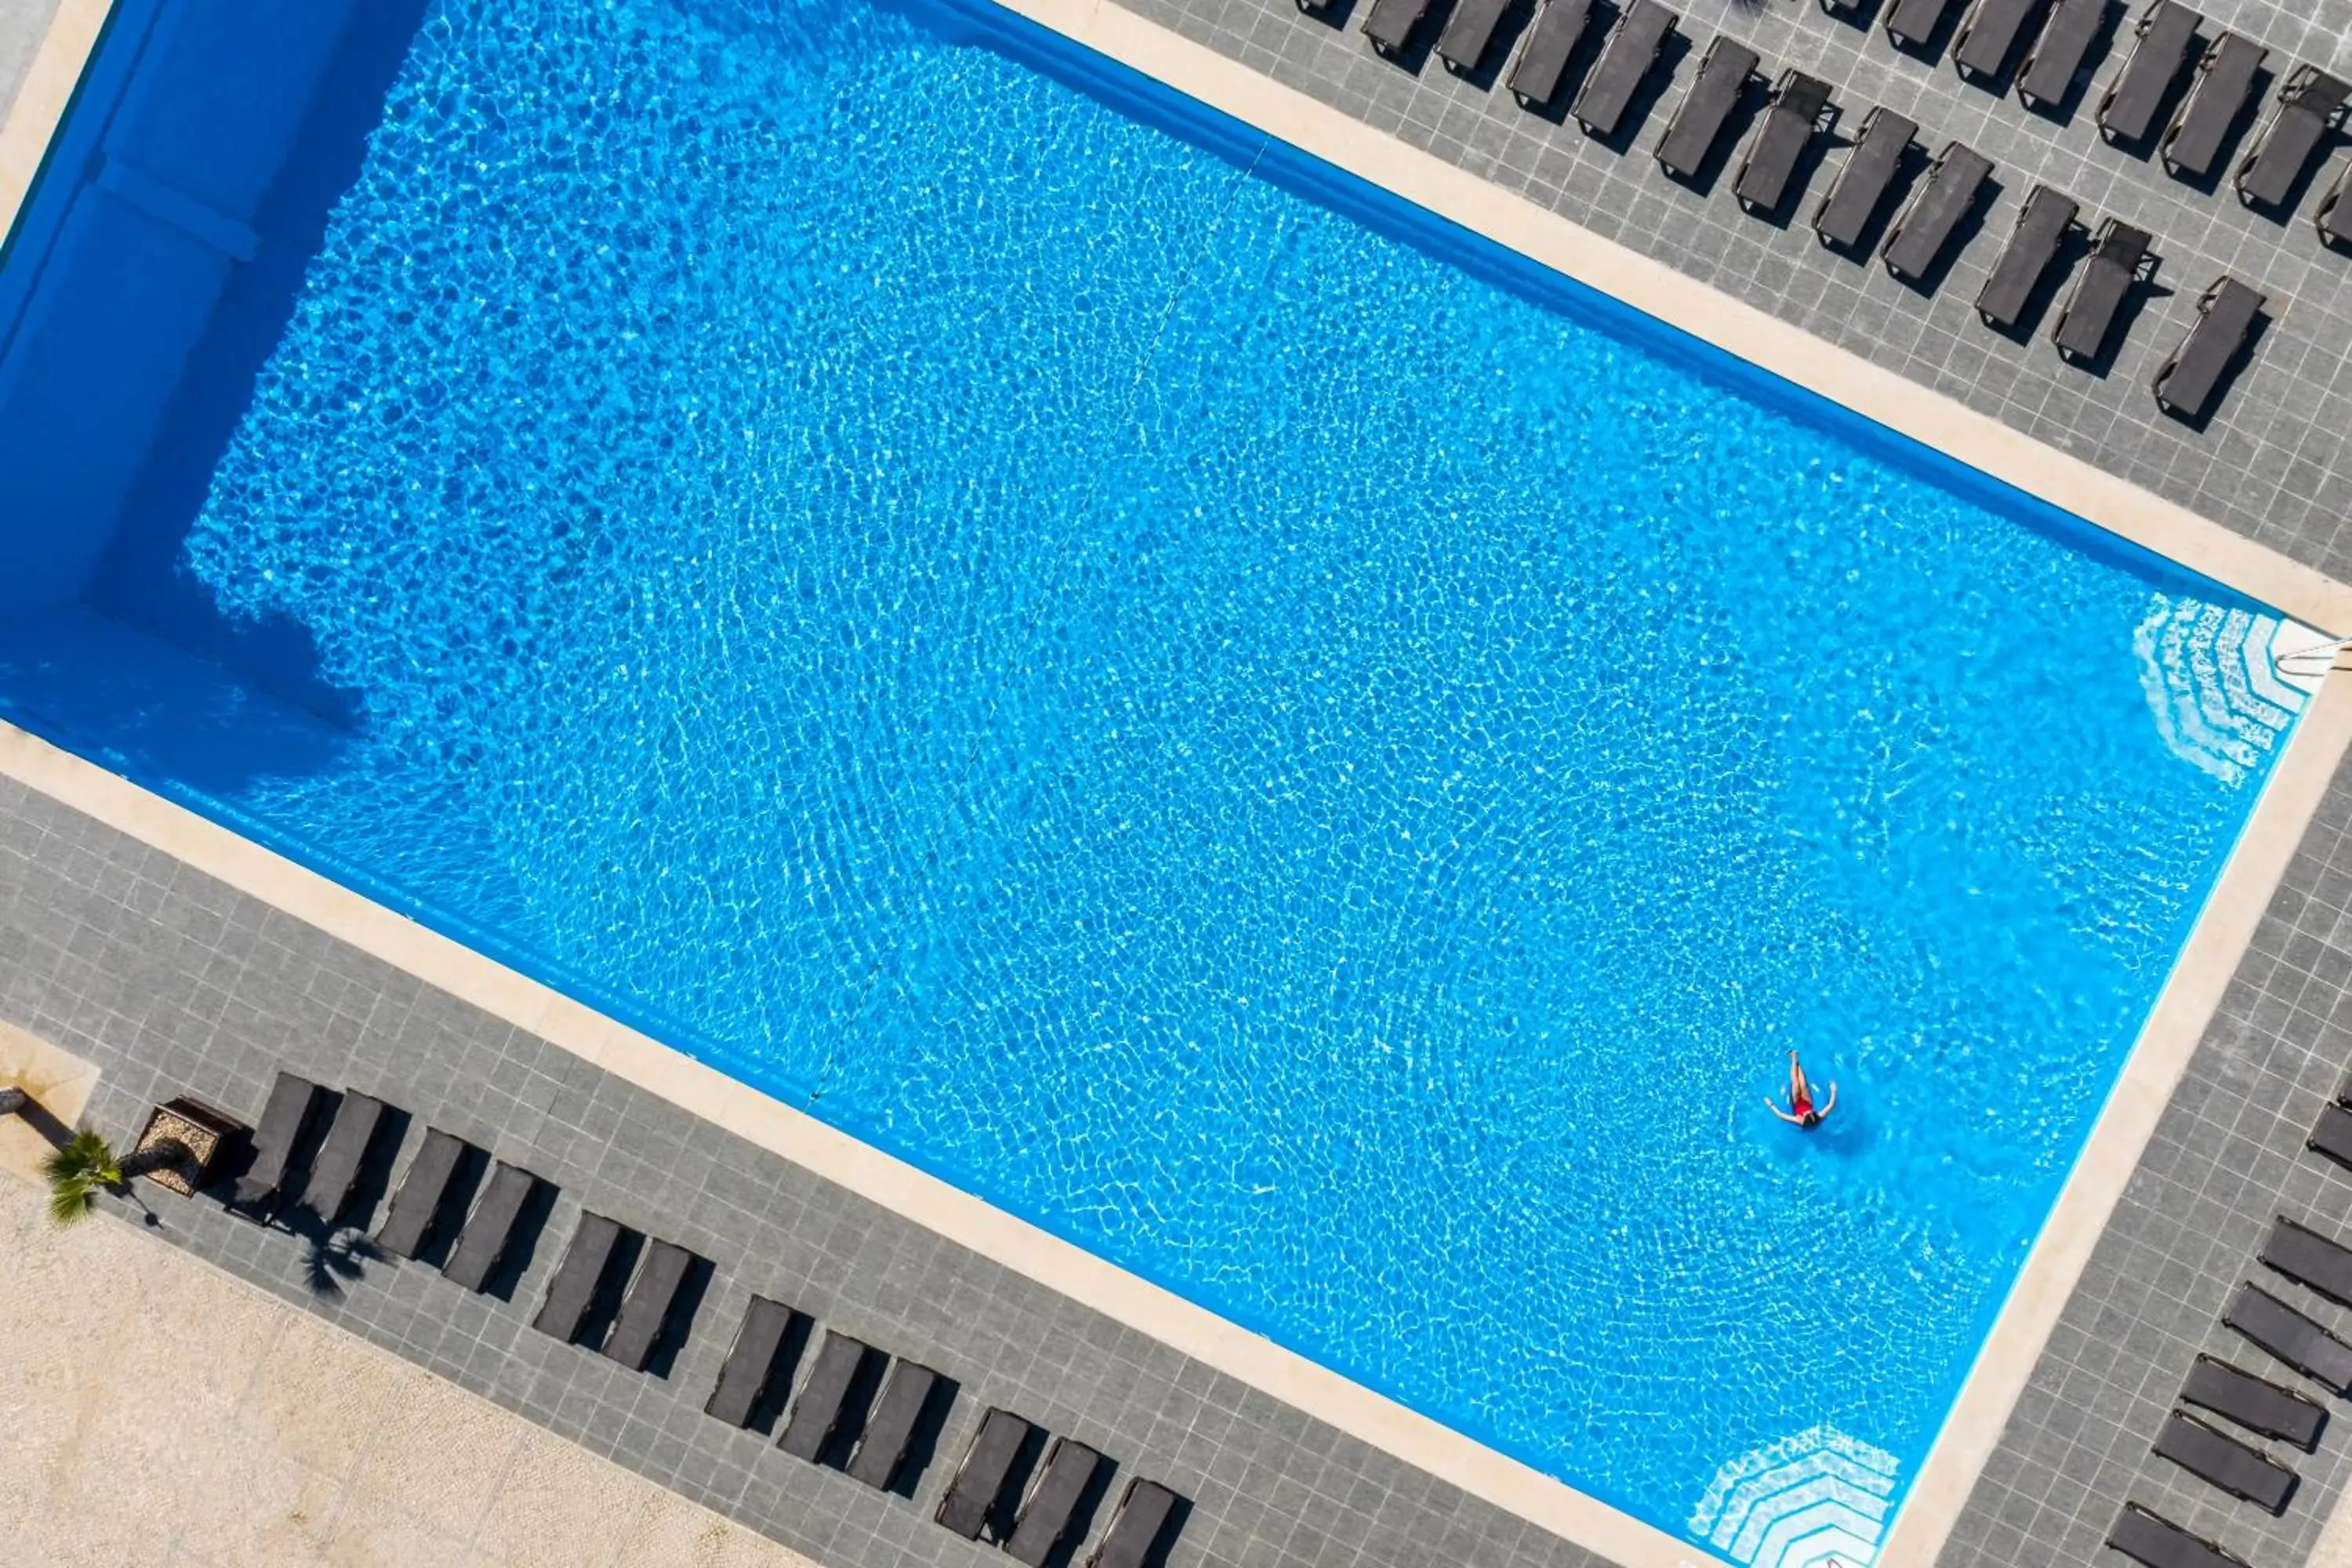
<box><xmin>0</xmin><ymin>0</ymin><xmax>2313</xmax><ymax>1548</ymax></box>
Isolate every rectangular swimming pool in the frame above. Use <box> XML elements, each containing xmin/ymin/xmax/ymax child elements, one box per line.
<box><xmin>0</xmin><ymin>0</ymin><xmax>2317</xmax><ymax>1555</ymax></box>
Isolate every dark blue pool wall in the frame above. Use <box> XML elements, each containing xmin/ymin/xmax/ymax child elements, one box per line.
<box><xmin>0</xmin><ymin>0</ymin><xmax>433</xmax><ymax>708</ymax></box>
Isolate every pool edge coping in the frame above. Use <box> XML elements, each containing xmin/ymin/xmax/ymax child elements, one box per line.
<box><xmin>3</xmin><ymin>0</ymin><xmax>2350</xmax><ymax>1563</ymax></box>
<box><xmin>0</xmin><ymin>0</ymin><xmax>106</xmax><ymax>255</ymax></box>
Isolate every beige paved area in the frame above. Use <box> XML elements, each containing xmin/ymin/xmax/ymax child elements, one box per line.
<box><xmin>0</xmin><ymin>0</ymin><xmax>59</xmax><ymax>128</ymax></box>
<box><xmin>0</xmin><ymin>1168</ymin><xmax>822</xmax><ymax>1568</ymax></box>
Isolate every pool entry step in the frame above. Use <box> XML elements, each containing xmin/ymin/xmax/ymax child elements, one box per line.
<box><xmin>1687</xmin><ymin>1425</ymin><xmax>1899</xmax><ymax>1568</ymax></box>
<box><xmin>2136</xmin><ymin>594</ymin><xmax>2324</xmax><ymax>786</ymax></box>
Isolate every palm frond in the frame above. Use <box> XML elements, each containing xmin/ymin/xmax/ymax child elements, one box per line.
<box><xmin>42</xmin><ymin>1129</ymin><xmax>122</xmax><ymax>1226</ymax></box>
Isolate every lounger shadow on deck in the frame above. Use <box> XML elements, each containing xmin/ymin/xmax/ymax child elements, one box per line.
<box><xmin>1882</xmin><ymin>143</ymin><xmax>1994</xmax><ymax>292</ymax></box>
<box><xmin>2108</xmin><ymin>1501</ymin><xmax>2255</xmax><ymax>1568</ymax></box>
<box><xmin>441</xmin><ymin>1160</ymin><xmax>557</xmax><ymax>1299</ymax></box>
<box><xmin>604</xmin><ymin>1239</ymin><xmax>712</xmax><ymax>1377</ymax></box>
<box><xmin>1951</xmin><ymin>0</ymin><xmax>2047</xmax><ymax>90</ymax></box>
<box><xmin>374</xmin><ymin>1127</ymin><xmax>487</xmax><ymax>1265</ymax></box>
<box><xmin>1820</xmin><ymin>0</ymin><xmax>1882</xmax><ymax>30</ymax></box>
<box><xmin>2153</xmin><ymin>275</ymin><xmax>2266</xmax><ymax>427</ymax></box>
<box><xmin>2181</xmin><ymin>1354</ymin><xmax>2326</xmax><ymax>1451</ymax></box>
<box><xmin>2017</xmin><ymin>0</ymin><xmax>2118</xmax><ymax>120</ymax></box>
<box><xmin>2226</xmin><ymin>1280</ymin><xmax>2352</xmax><ymax>1395</ymax></box>
<box><xmin>938</xmin><ymin>1408</ymin><xmax>1047</xmax><ymax>1543</ymax></box>
<box><xmin>1087</xmin><ymin>1479</ymin><xmax>1189</xmax><ymax>1568</ymax></box>
<box><xmin>2161</xmin><ymin>34</ymin><xmax>2267</xmax><ymax>188</ymax></box>
<box><xmin>1976</xmin><ymin>183</ymin><xmax>2081</xmax><ymax>336</ymax></box>
<box><xmin>1736</xmin><ymin>73</ymin><xmax>1839</xmax><ymax>224</ymax></box>
<box><xmin>2152</xmin><ymin>1409</ymin><xmax>2298</xmax><ymax>1515</ymax></box>
<box><xmin>781</xmin><ymin>1329</ymin><xmax>885</xmax><ymax>1466</ymax></box>
<box><xmin>1813</xmin><ymin>107</ymin><xmax>1922</xmax><ymax>256</ymax></box>
<box><xmin>2051</xmin><ymin>216</ymin><xmax>2158</xmax><ymax>373</ymax></box>
<box><xmin>2234</xmin><ymin>65</ymin><xmax>2350</xmax><ymax>215</ymax></box>
<box><xmin>848</xmin><ymin>1361</ymin><xmax>958</xmax><ymax>1497</ymax></box>
<box><xmin>1654</xmin><ymin>36</ymin><xmax>1762</xmax><ymax>192</ymax></box>
<box><xmin>2098</xmin><ymin>0</ymin><xmax>2201</xmax><ymax>151</ymax></box>
<box><xmin>1570</xmin><ymin>0</ymin><xmax>1682</xmax><ymax>148</ymax></box>
<box><xmin>1883</xmin><ymin>0</ymin><xmax>1963</xmax><ymax>60</ymax></box>
<box><xmin>1436</xmin><ymin>0</ymin><xmax>1540</xmax><ymax>85</ymax></box>
<box><xmin>705</xmin><ymin>1295</ymin><xmax>813</xmax><ymax>1435</ymax></box>
<box><xmin>1294</xmin><ymin>0</ymin><xmax>1359</xmax><ymax>30</ymax></box>
<box><xmin>227</xmin><ymin>1071</ymin><xmax>325</xmax><ymax>1217</ymax></box>
<box><xmin>1005</xmin><ymin>1436</ymin><xmax>1109</xmax><ymax>1568</ymax></box>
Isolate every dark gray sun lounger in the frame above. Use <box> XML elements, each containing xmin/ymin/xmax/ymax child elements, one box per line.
<box><xmin>295</xmin><ymin>1091</ymin><xmax>390</xmax><ymax>1225</ymax></box>
<box><xmin>2100</xmin><ymin>2</ymin><xmax>2201</xmax><ymax>143</ymax></box>
<box><xmin>1953</xmin><ymin>0</ymin><xmax>2042</xmax><ymax>82</ymax></box>
<box><xmin>1656</xmin><ymin>37</ymin><xmax>1758</xmax><ymax>179</ymax></box>
<box><xmin>1814</xmin><ymin>107</ymin><xmax>1918</xmax><ymax>251</ymax></box>
<box><xmin>1976</xmin><ymin>184</ymin><xmax>2077</xmax><ymax>327</ymax></box>
<box><xmin>2018</xmin><ymin>0</ymin><xmax>2109</xmax><ymax>109</ymax></box>
<box><xmin>2235</xmin><ymin>66</ymin><xmax>2351</xmax><ymax>208</ymax></box>
<box><xmin>441</xmin><ymin>1160</ymin><xmax>543</xmax><ymax>1291</ymax></box>
<box><xmin>2313</xmin><ymin>1099</ymin><xmax>2352</xmax><ymax>1168</ymax></box>
<box><xmin>938</xmin><ymin>1407</ymin><xmax>1036</xmax><ymax>1539</ymax></box>
<box><xmin>1737</xmin><ymin>71</ymin><xmax>1835</xmax><ymax>213</ymax></box>
<box><xmin>2053</xmin><ymin>218</ymin><xmax>2152</xmax><ymax>362</ymax></box>
<box><xmin>781</xmin><ymin>1329</ymin><xmax>877</xmax><ymax>1461</ymax></box>
<box><xmin>706</xmin><ymin>1295</ymin><xmax>800</xmax><ymax>1427</ymax></box>
<box><xmin>2226</xmin><ymin>1281</ymin><xmax>2352</xmax><ymax>1395</ymax></box>
<box><xmin>1362</xmin><ymin>0</ymin><xmax>1432</xmax><ymax>57</ymax></box>
<box><xmin>1088</xmin><ymin>1479</ymin><xmax>1182</xmax><ymax>1568</ymax></box>
<box><xmin>2261</xmin><ymin>1214</ymin><xmax>2352</xmax><ymax>1306</ymax></box>
<box><xmin>234</xmin><ymin>1071</ymin><xmax>323</xmax><ymax>1207</ymax></box>
<box><xmin>2319</xmin><ymin>162</ymin><xmax>2352</xmax><ymax>247</ymax></box>
<box><xmin>1885</xmin><ymin>0</ymin><xmax>1958</xmax><ymax>51</ymax></box>
<box><xmin>848</xmin><ymin>1359</ymin><xmax>944</xmax><ymax>1490</ymax></box>
<box><xmin>375</xmin><ymin>1127</ymin><xmax>476</xmax><ymax>1258</ymax></box>
<box><xmin>2153</xmin><ymin>275</ymin><xmax>2262</xmax><ymax>420</ymax></box>
<box><xmin>534</xmin><ymin>1210</ymin><xmax>632</xmax><ymax>1344</ymax></box>
<box><xmin>1437</xmin><ymin>0</ymin><xmax>1514</xmax><ymax>73</ymax></box>
<box><xmin>1882</xmin><ymin>140</ymin><xmax>1992</xmax><ymax>281</ymax></box>
<box><xmin>2162</xmin><ymin>33</ymin><xmax>2265</xmax><ymax>178</ymax></box>
<box><xmin>2153</xmin><ymin>1410</ymin><xmax>2298</xmax><ymax>1514</ymax></box>
<box><xmin>604</xmin><ymin>1237</ymin><xmax>699</xmax><ymax>1370</ymax></box>
<box><xmin>1007</xmin><ymin>1436</ymin><xmax>1104</xmax><ymax>1568</ymax></box>
<box><xmin>2183</xmin><ymin>1354</ymin><xmax>2327</xmax><ymax>1451</ymax></box>
<box><xmin>1572</xmin><ymin>0</ymin><xmax>1675</xmax><ymax>137</ymax></box>
<box><xmin>2108</xmin><ymin>1502</ymin><xmax>2254</xmax><ymax>1568</ymax></box>
<box><xmin>1508</xmin><ymin>0</ymin><xmax>1594</xmax><ymax>107</ymax></box>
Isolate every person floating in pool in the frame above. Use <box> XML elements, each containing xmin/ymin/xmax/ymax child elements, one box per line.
<box><xmin>1768</xmin><ymin>1050</ymin><xmax>1837</xmax><ymax>1130</ymax></box>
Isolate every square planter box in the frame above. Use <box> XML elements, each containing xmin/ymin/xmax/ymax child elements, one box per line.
<box><xmin>132</xmin><ymin>1098</ymin><xmax>245</xmax><ymax>1197</ymax></box>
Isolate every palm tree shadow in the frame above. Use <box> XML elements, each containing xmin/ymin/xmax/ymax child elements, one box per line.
<box><xmin>281</xmin><ymin>1209</ymin><xmax>386</xmax><ymax>1299</ymax></box>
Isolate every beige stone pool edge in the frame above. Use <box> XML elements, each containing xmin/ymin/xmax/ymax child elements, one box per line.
<box><xmin>5</xmin><ymin>0</ymin><xmax>2352</xmax><ymax>1563</ymax></box>
<box><xmin>0</xmin><ymin>0</ymin><xmax>104</xmax><ymax>252</ymax></box>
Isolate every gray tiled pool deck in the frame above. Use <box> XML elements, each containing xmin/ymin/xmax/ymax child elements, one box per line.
<box><xmin>8</xmin><ymin>0</ymin><xmax>2352</xmax><ymax>1566</ymax></box>
<box><xmin>1145</xmin><ymin>0</ymin><xmax>2352</xmax><ymax>588</ymax></box>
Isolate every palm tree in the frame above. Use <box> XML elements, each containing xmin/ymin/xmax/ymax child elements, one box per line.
<box><xmin>42</xmin><ymin>1128</ymin><xmax>191</xmax><ymax>1225</ymax></box>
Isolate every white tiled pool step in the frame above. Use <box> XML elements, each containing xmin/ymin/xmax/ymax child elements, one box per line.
<box><xmin>2136</xmin><ymin>594</ymin><xmax>2325</xmax><ymax>786</ymax></box>
<box><xmin>1687</xmin><ymin>1425</ymin><xmax>1899</xmax><ymax>1568</ymax></box>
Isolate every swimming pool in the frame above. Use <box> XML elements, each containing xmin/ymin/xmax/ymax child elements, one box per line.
<box><xmin>0</xmin><ymin>0</ymin><xmax>2315</xmax><ymax>1553</ymax></box>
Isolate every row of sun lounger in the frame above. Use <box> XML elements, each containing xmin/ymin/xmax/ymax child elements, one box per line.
<box><xmin>2104</xmin><ymin>1095</ymin><xmax>2352</xmax><ymax>1566</ymax></box>
<box><xmin>218</xmin><ymin>1069</ymin><xmax>1186</xmax><ymax>1567</ymax></box>
<box><xmin>699</xmin><ymin>1292</ymin><xmax>1179</xmax><ymax>1566</ymax></box>
<box><xmin>1333</xmin><ymin>0</ymin><xmax>2281</xmax><ymax>419</ymax></box>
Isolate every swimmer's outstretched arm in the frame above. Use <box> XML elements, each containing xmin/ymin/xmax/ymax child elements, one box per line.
<box><xmin>1764</xmin><ymin>1100</ymin><xmax>1802</xmax><ymax>1125</ymax></box>
<box><xmin>1820</xmin><ymin>1083</ymin><xmax>1838</xmax><ymax>1116</ymax></box>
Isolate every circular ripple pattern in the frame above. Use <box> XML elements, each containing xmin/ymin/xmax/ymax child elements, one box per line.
<box><xmin>180</xmin><ymin>0</ymin><xmax>2278</xmax><ymax>1540</ymax></box>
